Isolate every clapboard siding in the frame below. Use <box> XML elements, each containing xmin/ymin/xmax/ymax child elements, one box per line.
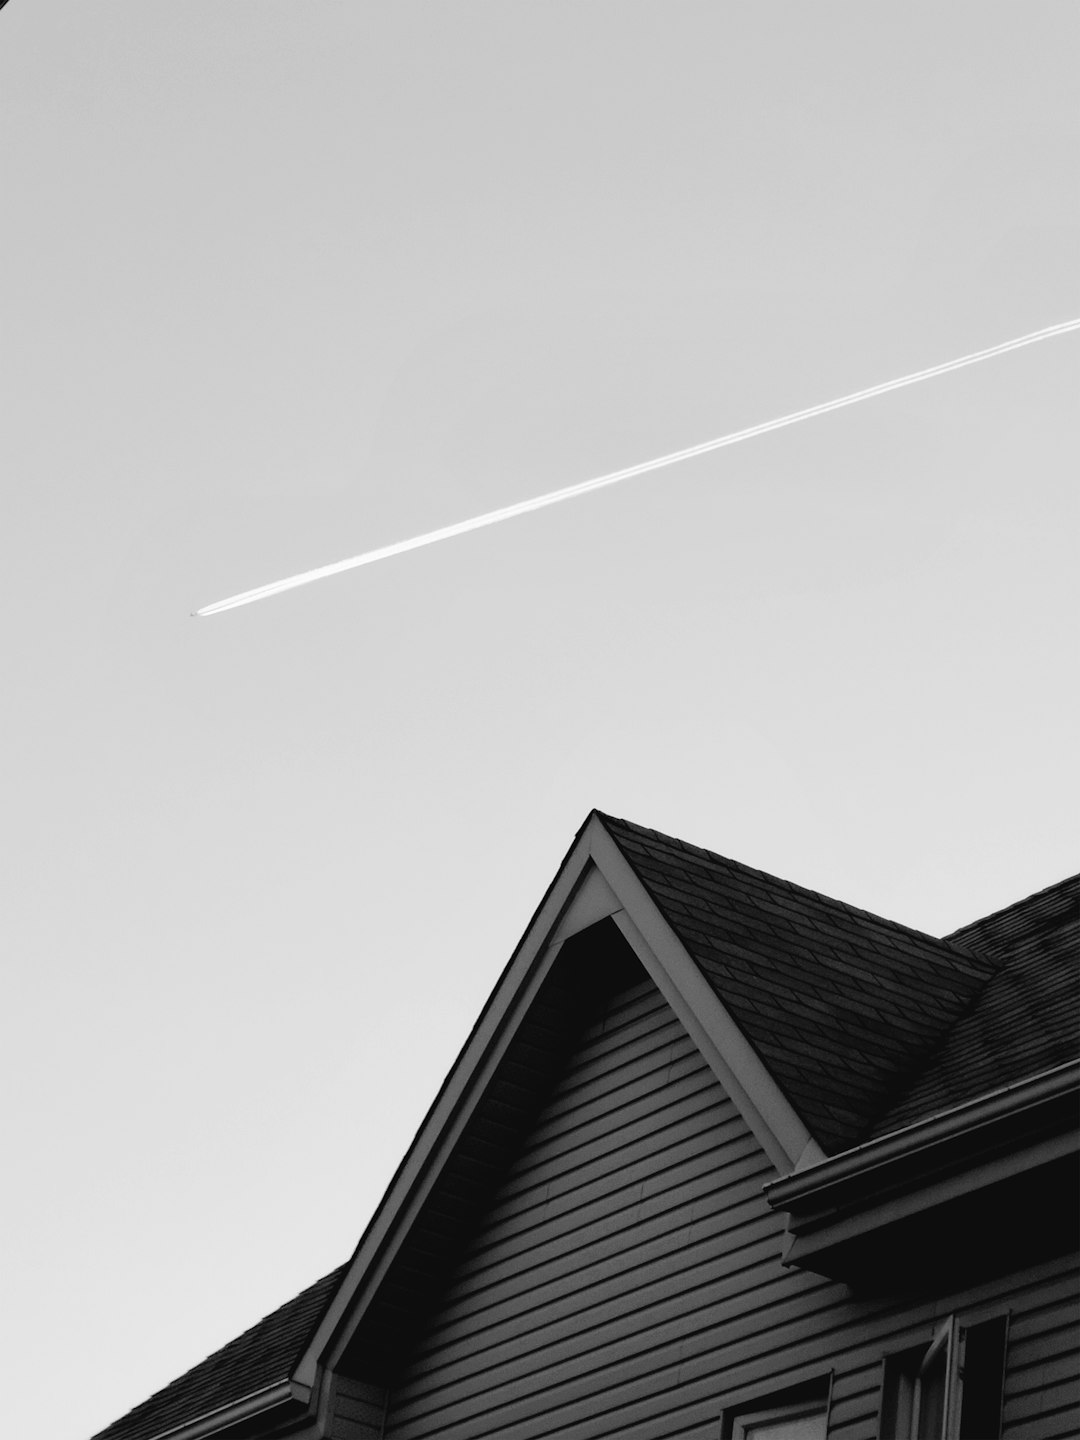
<box><xmin>379</xmin><ymin>979</ymin><xmax>691</xmax><ymax>1433</ymax></box>
<box><xmin>825</xmin><ymin>1362</ymin><xmax>883</xmax><ymax>1439</ymax></box>
<box><xmin>1002</xmin><ymin>1278</ymin><xmax>1080</xmax><ymax>1440</ymax></box>
<box><xmin>385</xmin><ymin>977</ymin><xmax>795</xmax><ymax>1439</ymax></box>
<box><xmin>402</xmin><ymin>1223</ymin><xmax>782</xmax><ymax>1401</ymax></box>
<box><xmin>381</xmin><ymin>973</ymin><xmax>1078</xmax><ymax>1440</ymax></box>
<box><xmin>439</xmin><ymin>1132</ymin><xmax>767</xmax><ymax>1310</ymax></box>
<box><xmin>820</xmin><ymin>1266</ymin><xmax>1080</xmax><ymax>1440</ymax></box>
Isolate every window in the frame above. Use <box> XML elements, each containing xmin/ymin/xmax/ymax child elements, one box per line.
<box><xmin>882</xmin><ymin>1320</ymin><xmax>951</xmax><ymax>1439</ymax></box>
<box><xmin>732</xmin><ymin>1399</ymin><xmax>827</xmax><ymax>1440</ymax></box>
<box><xmin>881</xmin><ymin>1314</ymin><xmax>1009</xmax><ymax>1440</ymax></box>
<box><xmin>956</xmin><ymin>1313</ymin><xmax>1009</xmax><ymax>1438</ymax></box>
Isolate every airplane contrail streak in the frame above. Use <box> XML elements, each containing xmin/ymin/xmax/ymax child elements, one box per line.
<box><xmin>196</xmin><ymin>316</ymin><xmax>1080</xmax><ymax>616</ymax></box>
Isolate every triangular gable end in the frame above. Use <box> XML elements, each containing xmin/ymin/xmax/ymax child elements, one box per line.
<box><xmin>296</xmin><ymin>812</ymin><xmax>823</xmax><ymax>1393</ymax></box>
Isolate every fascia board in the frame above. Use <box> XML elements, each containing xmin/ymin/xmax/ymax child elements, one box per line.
<box><xmin>585</xmin><ymin>818</ymin><xmax>824</xmax><ymax>1175</ymax></box>
<box><xmin>295</xmin><ymin>830</ymin><xmax>601</xmax><ymax>1387</ymax></box>
<box><xmin>783</xmin><ymin>1126</ymin><xmax>1079</xmax><ymax>1267</ymax></box>
<box><xmin>767</xmin><ymin>1059</ymin><xmax>1080</xmax><ymax>1210</ymax></box>
<box><xmin>141</xmin><ymin>1381</ymin><xmax>309</xmax><ymax>1440</ymax></box>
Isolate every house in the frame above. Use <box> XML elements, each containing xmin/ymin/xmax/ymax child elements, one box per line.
<box><xmin>93</xmin><ymin>811</ymin><xmax>1079</xmax><ymax>1440</ymax></box>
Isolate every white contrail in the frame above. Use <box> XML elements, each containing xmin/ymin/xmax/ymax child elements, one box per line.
<box><xmin>196</xmin><ymin>316</ymin><xmax>1080</xmax><ymax>616</ymax></box>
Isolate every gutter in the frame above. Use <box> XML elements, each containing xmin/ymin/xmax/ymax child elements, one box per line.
<box><xmin>144</xmin><ymin>1379</ymin><xmax>312</xmax><ymax>1440</ymax></box>
<box><xmin>766</xmin><ymin>1059</ymin><xmax>1080</xmax><ymax>1210</ymax></box>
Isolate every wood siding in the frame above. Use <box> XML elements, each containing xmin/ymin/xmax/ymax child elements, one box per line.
<box><xmin>378</xmin><ymin>973</ymin><xmax>1079</xmax><ymax>1440</ymax></box>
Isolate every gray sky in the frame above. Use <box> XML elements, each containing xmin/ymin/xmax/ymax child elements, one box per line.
<box><xmin>2</xmin><ymin>5</ymin><xmax>1077</xmax><ymax>1437</ymax></box>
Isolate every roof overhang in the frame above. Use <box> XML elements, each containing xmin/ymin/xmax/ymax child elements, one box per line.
<box><xmin>140</xmin><ymin>1381</ymin><xmax>313</xmax><ymax>1440</ymax></box>
<box><xmin>765</xmin><ymin>1060</ymin><xmax>1080</xmax><ymax>1279</ymax></box>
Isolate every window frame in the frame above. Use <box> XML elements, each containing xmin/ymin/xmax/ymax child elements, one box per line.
<box><xmin>731</xmin><ymin>1396</ymin><xmax>828</xmax><ymax>1440</ymax></box>
<box><xmin>879</xmin><ymin>1311</ymin><xmax>1010</xmax><ymax>1440</ymax></box>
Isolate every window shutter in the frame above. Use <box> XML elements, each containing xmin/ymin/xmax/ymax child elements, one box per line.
<box><xmin>957</xmin><ymin>1315</ymin><xmax>1009</xmax><ymax>1440</ymax></box>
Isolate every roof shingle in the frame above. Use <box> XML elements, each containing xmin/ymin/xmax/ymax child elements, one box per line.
<box><xmin>871</xmin><ymin>872</ymin><xmax>1079</xmax><ymax>1134</ymax></box>
<box><xmin>600</xmin><ymin>813</ymin><xmax>1004</xmax><ymax>1152</ymax></box>
<box><xmin>91</xmin><ymin>1265</ymin><xmax>347</xmax><ymax>1440</ymax></box>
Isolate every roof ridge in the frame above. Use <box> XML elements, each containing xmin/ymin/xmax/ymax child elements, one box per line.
<box><xmin>944</xmin><ymin>870</ymin><xmax>1080</xmax><ymax>944</ymax></box>
<box><xmin>596</xmin><ymin>812</ymin><xmax>976</xmax><ymax>957</ymax></box>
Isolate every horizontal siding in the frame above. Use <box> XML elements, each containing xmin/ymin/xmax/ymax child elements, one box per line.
<box><xmin>380</xmin><ymin>973</ymin><xmax>1079</xmax><ymax>1440</ymax></box>
<box><xmin>385</xmin><ymin>978</ymin><xmax>762</xmax><ymax>1439</ymax></box>
<box><xmin>1003</xmin><ymin>1274</ymin><xmax>1080</xmax><ymax>1440</ymax></box>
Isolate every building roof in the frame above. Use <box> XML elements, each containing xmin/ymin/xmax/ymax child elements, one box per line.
<box><xmin>870</xmin><ymin>871</ymin><xmax>1079</xmax><ymax>1135</ymax></box>
<box><xmin>92</xmin><ymin>814</ymin><xmax>1078</xmax><ymax>1440</ymax></box>
<box><xmin>93</xmin><ymin>1266</ymin><xmax>347</xmax><ymax>1440</ymax></box>
<box><xmin>599</xmin><ymin>814</ymin><xmax>1002</xmax><ymax>1152</ymax></box>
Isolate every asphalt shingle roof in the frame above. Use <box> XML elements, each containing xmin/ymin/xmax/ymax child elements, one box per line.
<box><xmin>91</xmin><ymin>1265</ymin><xmax>347</xmax><ymax>1440</ymax></box>
<box><xmin>600</xmin><ymin>813</ymin><xmax>1007</xmax><ymax>1153</ymax></box>
<box><xmin>872</xmin><ymin>872</ymin><xmax>1079</xmax><ymax>1134</ymax></box>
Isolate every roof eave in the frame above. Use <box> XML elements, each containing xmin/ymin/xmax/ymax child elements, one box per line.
<box><xmin>134</xmin><ymin>1380</ymin><xmax>313</xmax><ymax>1440</ymax></box>
<box><xmin>769</xmin><ymin>1059</ymin><xmax>1080</xmax><ymax>1207</ymax></box>
<box><xmin>765</xmin><ymin>1060</ymin><xmax>1080</xmax><ymax>1271</ymax></box>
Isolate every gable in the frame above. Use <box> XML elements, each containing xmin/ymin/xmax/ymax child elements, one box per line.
<box><xmin>303</xmin><ymin>816</ymin><xmax>823</xmax><ymax>1396</ymax></box>
<box><xmin>334</xmin><ymin>916</ymin><xmax>647</xmax><ymax>1377</ymax></box>
<box><xmin>379</xmin><ymin>939</ymin><xmax>779</xmax><ymax>1439</ymax></box>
